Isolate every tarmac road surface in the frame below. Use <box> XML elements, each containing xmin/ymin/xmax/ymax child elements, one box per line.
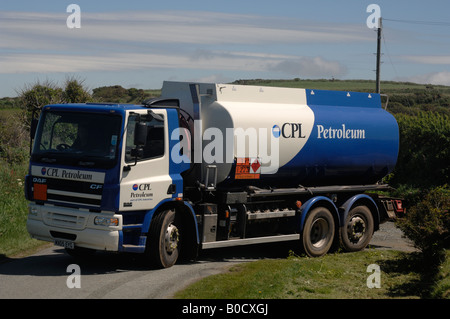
<box><xmin>0</xmin><ymin>221</ymin><xmax>415</xmax><ymax>299</ymax></box>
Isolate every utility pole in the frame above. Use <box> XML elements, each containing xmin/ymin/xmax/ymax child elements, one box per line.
<box><xmin>376</xmin><ymin>17</ymin><xmax>382</xmax><ymax>94</ymax></box>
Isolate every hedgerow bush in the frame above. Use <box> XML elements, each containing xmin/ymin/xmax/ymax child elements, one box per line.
<box><xmin>391</xmin><ymin>112</ymin><xmax>450</xmax><ymax>188</ymax></box>
<box><xmin>396</xmin><ymin>186</ymin><xmax>450</xmax><ymax>261</ymax></box>
<box><xmin>0</xmin><ymin>110</ymin><xmax>28</xmax><ymax>164</ymax></box>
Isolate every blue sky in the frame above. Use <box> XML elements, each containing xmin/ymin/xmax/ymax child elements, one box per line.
<box><xmin>1</xmin><ymin>0</ymin><xmax>450</xmax><ymax>97</ymax></box>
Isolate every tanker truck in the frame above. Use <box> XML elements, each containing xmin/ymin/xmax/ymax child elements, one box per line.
<box><xmin>25</xmin><ymin>81</ymin><xmax>404</xmax><ymax>268</ymax></box>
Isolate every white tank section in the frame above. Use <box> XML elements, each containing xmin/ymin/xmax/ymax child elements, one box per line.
<box><xmin>161</xmin><ymin>81</ymin><xmax>315</xmax><ymax>186</ymax></box>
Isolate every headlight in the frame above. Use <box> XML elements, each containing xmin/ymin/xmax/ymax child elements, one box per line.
<box><xmin>29</xmin><ymin>206</ymin><xmax>39</xmax><ymax>216</ymax></box>
<box><xmin>94</xmin><ymin>216</ymin><xmax>119</xmax><ymax>227</ymax></box>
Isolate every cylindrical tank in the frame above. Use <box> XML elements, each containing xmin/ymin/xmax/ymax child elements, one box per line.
<box><xmin>162</xmin><ymin>82</ymin><xmax>399</xmax><ymax>189</ymax></box>
<box><xmin>279</xmin><ymin>89</ymin><xmax>399</xmax><ymax>187</ymax></box>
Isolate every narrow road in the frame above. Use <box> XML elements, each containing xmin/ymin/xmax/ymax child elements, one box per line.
<box><xmin>0</xmin><ymin>221</ymin><xmax>414</xmax><ymax>299</ymax></box>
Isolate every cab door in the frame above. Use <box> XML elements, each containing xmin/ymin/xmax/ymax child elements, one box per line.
<box><xmin>119</xmin><ymin>109</ymin><xmax>172</xmax><ymax>211</ymax></box>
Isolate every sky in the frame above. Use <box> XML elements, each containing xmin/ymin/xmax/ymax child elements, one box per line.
<box><xmin>1</xmin><ymin>0</ymin><xmax>450</xmax><ymax>97</ymax></box>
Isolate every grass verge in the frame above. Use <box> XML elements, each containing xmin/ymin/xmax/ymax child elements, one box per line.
<box><xmin>175</xmin><ymin>249</ymin><xmax>449</xmax><ymax>299</ymax></box>
<box><xmin>0</xmin><ymin>160</ymin><xmax>45</xmax><ymax>260</ymax></box>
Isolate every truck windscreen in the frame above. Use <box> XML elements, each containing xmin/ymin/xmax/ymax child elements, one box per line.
<box><xmin>32</xmin><ymin>110</ymin><xmax>122</xmax><ymax>169</ymax></box>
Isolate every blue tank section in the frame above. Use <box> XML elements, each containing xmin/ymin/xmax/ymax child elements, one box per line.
<box><xmin>281</xmin><ymin>90</ymin><xmax>399</xmax><ymax>186</ymax></box>
<box><xmin>222</xmin><ymin>89</ymin><xmax>399</xmax><ymax>188</ymax></box>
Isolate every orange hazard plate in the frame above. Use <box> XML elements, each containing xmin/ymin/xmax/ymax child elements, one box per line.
<box><xmin>235</xmin><ymin>158</ymin><xmax>261</xmax><ymax>179</ymax></box>
<box><xmin>33</xmin><ymin>183</ymin><xmax>47</xmax><ymax>201</ymax></box>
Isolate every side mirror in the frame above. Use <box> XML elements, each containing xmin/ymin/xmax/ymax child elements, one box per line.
<box><xmin>134</xmin><ymin>122</ymin><xmax>147</xmax><ymax>146</ymax></box>
<box><xmin>130</xmin><ymin>147</ymin><xmax>144</xmax><ymax>159</ymax></box>
<box><xmin>29</xmin><ymin>117</ymin><xmax>39</xmax><ymax>154</ymax></box>
<box><xmin>30</xmin><ymin>118</ymin><xmax>39</xmax><ymax>140</ymax></box>
<box><xmin>124</xmin><ymin>121</ymin><xmax>147</xmax><ymax>172</ymax></box>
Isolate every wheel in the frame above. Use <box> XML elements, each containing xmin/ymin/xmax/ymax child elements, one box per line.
<box><xmin>302</xmin><ymin>207</ymin><xmax>335</xmax><ymax>257</ymax></box>
<box><xmin>146</xmin><ymin>210</ymin><xmax>180</xmax><ymax>268</ymax></box>
<box><xmin>340</xmin><ymin>205</ymin><xmax>374</xmax><ymax>252</ymax></box>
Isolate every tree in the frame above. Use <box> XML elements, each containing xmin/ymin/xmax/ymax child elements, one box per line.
<box><xmin>18</xmin><ymin>78</ymin><xmax>92</xmax><ymax>127</ymax></box>
<box><xmin>63</xmin><ymin>77</ymin><xmax>92</xmax><ymax>103</ymax></box>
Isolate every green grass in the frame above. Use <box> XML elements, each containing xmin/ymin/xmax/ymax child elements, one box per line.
<box><xmin>0</xmin><ymin>160</ymin><xmax>45</xmax><ymax>259</ymax></box>
<box><xmin>175</xmin><ymin>249</ymin><xmax>450</xmax><ymax>299</ymax></box>
<box><xmin>231</xmin><ymin>78</ymin><xmax>450</xmax><ymax>94</ymax></box>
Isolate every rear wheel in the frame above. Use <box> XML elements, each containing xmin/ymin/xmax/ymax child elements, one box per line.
<box><xmin>302</xmin><ymin>207</ymin><xmax>335</xmax><ymax>257</ymax></box>
<box><xmin>340</xmin><ymin>205</ymin><xmax>374</xmax><ymax>252</ymax></box>
<box><xmin>146</xmin><ymin>210</ymin><xmax>180</xmax><ymax>268</ymax></box>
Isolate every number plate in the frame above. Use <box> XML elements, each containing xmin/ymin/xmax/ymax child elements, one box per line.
<box><xmin>54</xmin><ymin>239</ymin><xmax>75</xmax><ymax>249</ymax></box>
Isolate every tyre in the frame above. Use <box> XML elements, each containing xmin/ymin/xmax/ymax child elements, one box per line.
<box><xmin>340</xmin><ymin>205</ymin><xmax>374</xmax><ymax>252</ymax></box>
<box><xmin>146</xmin><ymin>210</ymin><xmax>180</xmax><ymax>268</ymax></box>
<box><xmin>302</xmin><ymin>207</ymin><xmax>335</xmax><ymax>257</ymax></box>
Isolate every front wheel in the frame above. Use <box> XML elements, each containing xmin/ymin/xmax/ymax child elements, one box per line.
<box><xmin>340</xmin><ymin>205</ymin><xmax>374</xmax><ymax>252</ymax></box>
<box><xmin>302</xmin><ymin>207</ymin><xmax>335</xmax><ymax>257</ymax></box>
<box><xmin>146</xmin><ymin>210</ymin><xmax>181</xmax><ymax>268</ymax></box>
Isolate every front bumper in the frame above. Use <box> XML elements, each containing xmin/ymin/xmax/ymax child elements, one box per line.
<box><xmin>27</xmin><ymin>203</ymin><xmax>122</xmax><ymax>251</ymax></box>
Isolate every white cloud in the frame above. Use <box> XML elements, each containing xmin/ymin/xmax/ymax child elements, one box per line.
<box><xmin>0</xmin><ymin>51</ymin><xmax>263</xmax><ymax>74</ymax></box>
<box><xmin>397</xmin><ymin>56</ymin><xmax>450</xmax><ymax>85</ymax></box>
<box><xmin>268</xmin><ymin>56</ymin><xmax>347</xmax><ymax>78</ymax></box>
<box><xmin>189</xmin><ymin>74</ymin><xmax>234</xmax><ymax>84</ymax></box>
<box><xmin>403</xmin><ymin>55</ymin><xmax>450</xmax><ymax>65</ymax></box>
<box><xmin>0</xmin><ymin>10</ymin><xmax>369</xmax><ymax>51</ymax></box>
<box><xmin>0</xmin><ymin>9</ymin><xmax>364</xmax><ymax>86</ymax></box>
<box><xmin>399</xmin><ymin>71</ymin><xmax>450</xmax><ymax>86</ymax></box>
<box><xmin>0</xmin><ymin>51</ymin><xmax>347</xmax><ymax>79</ymax></box>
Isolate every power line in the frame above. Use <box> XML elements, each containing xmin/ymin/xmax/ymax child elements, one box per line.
<box><xmin>381</xmin><ymin>29</ymin><xmax>399</xmax><ymax>79</ymax></box>
<box><xmin>383</xmin><ymin>18</ymin><xmax>450</xmax><ymax>27</ymax></box>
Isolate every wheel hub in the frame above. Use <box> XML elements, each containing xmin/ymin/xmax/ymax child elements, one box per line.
<box><xmin>310</xmin><ymin>218</ymin><xmax>329</xmax><ymax>248</ymax></box>
<box><xmin>347</xmin><ymin>216</ymin><xmax>366</xmax><ymax>242</ymax></box>
<box><xmin>165</xmin><ymin>223</ymin><xmax>179</xmax><ymax>253</ymax></box>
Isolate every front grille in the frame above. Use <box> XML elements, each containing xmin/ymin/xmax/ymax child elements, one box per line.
<box><xmin>47</xmin><ymin>190</ymin><xmax>102</xmax><ymax>206</ymax></box>
<box><xmin>33</xmin><ymin>176</ymin><xmax>103</xmax><ymax>207</ymax></box>
<box><xmin>44</xmin><ymin>212</ymin><xmax>87</xmax><ymax>230</ymax></box>
<box><xmin>50</xmin><ymin>231</ymin><xmax>77</xmax><ymax>241</ymax></box>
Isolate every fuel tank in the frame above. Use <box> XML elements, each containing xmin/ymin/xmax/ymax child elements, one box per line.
<box><xmin>161</xmin><ymin>82</ymin><xmax>399</xmax><ymax>189</ymax></box>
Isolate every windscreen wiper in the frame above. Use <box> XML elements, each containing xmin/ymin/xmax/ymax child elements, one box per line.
<box><xmin>78</xmin><ymin>161</ymin><xmax>95</xmax><ymax>167</ymax></box>
<box><xmin>41</xmin><ymin>157</ymin><xmax>56</xmax><ymax>163</ymax></box>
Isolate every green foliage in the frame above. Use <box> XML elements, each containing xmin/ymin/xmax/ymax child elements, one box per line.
<box><xmin>92</xmin><ymin>85</ymin><xmax>128</xmax><ymax>101</ymax></box>
<box><xmin>396</xmin><ymin>186</ymin><xmax>450</xmax><ymax>260</ymax></box>
<box><xmin>17</xmin><ymin>78</ymin><xmax>92</xmax><ymax>127</ymax></box>
<box><xmin>1</xmin><ymin>78</ymin><xmax>93</xmax><ymax>165</ymax></box>
<box><xmin>62</xmin><ymin>77</ymin><xmax>92</xmax><ymax>103</ymax></box>
<box><xmin>391</xmin><ymin>112</ymin><xmax>450</xmax><ymax>188</ymax></box>
<box><xmin>0</xmin><ymin>109</ymin><xmax>28</xmax><ymax>164</ymax></box>
<box><xmin>92</xmin><ymin>85</ymin><xmax>156</xmax><ymax>103</ymax></box>
<box><xmin>18</xmin><ymin>80</ymin><xmax>64</xmax><ymax>114</ymax></box>
<box><xmin>0</xmin><ymin>160</ymin><xmax>43</xmax><ymax>258</ymax></box>
<box><xmin>0</xmin><ymin>97</ymin><xmax>18</xmax><ymax>109</ymax></box>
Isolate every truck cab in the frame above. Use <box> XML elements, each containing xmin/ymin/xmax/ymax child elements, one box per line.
<box><xmin>26</xmin><ymin>101</ymin><xmax>196</xmax><ymax>267</ymax></box>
